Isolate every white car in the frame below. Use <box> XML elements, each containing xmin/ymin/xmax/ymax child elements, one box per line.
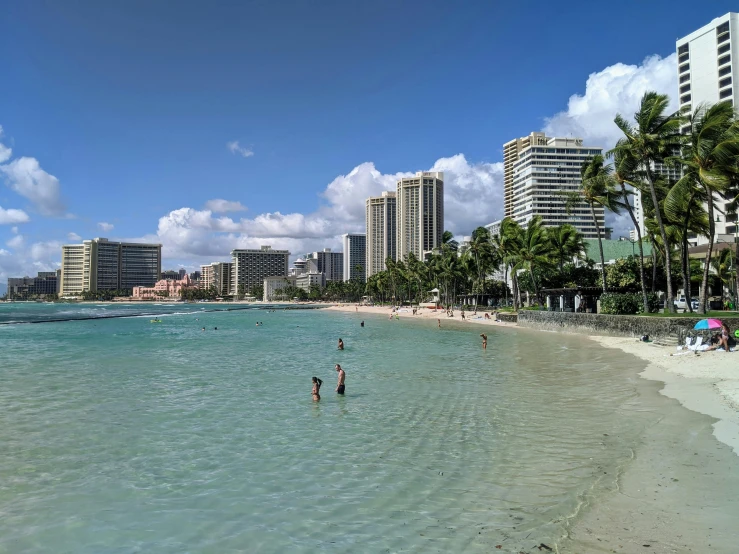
<box><xmin>675</xmin><ymin>296</ymin><xmax>699</xmax><ymax>311</ymax></box>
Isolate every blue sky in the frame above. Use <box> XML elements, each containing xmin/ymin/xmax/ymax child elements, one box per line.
<box><xmin>1</xmin><ymin>0</ymin><xmax>737</xmax><ymax>285</ymax></box>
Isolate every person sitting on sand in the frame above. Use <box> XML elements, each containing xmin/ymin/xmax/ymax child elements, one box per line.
<box><xmin>480</xmin><ymin>333</ymin><xmax>487</xmax><ymax>349</ymax></box>
<box><xmin>338</xmin><ymin>338</ymin><xmax>344</xmax><ymax>350</ymax></box>
<box><xmin>484</xmin><ymin>312</ymin><xmax>490</xmax><ymax>320</ymax></box>
<box><xmin>312</xmin><ymin>376</ymin><xmax>322</xmax><ymax>402</ymax></box>
<box><xmin>707</xmin><ymin>323</ymin><xmax>732</xmax><ymax>351</ymax></box>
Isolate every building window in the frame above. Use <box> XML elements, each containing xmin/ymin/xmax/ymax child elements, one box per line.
<box><xmin>681</xmin><ymin>93</ymin><xmax>691</xmax><ymax>104</ymax></box>
<box><xmin>720</xmin><ymin>88</ymin><xmax>733</xmax><ymax>99</ymax></box>
<box><xmin>678</xmin><ymin>44</ymin><xmax>689</xmax><ymax>55</ymax></box>
<box><xmin>718</xmin><ymin>54</ymin><xmax>731</xmax><ymax>66</ymax></box>
<box><xmin>718</xmin><ymin>43</ymin><xmax>731</xmax><ymax>55</ymax></box>
<box><xmin>679</xmin><ymin>52</ymin><xmax>690</xmax><ymax>64</ymax></box>
<box><xmin>680</xmin><ymin>84</ymin><xmax>691</xmax><ymax>94</ymax></box>
<box><xmin>720</xmin><ymin>65</ymin><xmax>732</xmax><ymax>77</ymax></box>
<box><xmin>720</xmin><ymin>76</ymin><xmax>732</xmax><ymax>89</ymax></box>
<box><xmin>717</xmin><ymin>22</ymin><xmax>730</xmax><ymax>35</ymax></box>
<box><xmin>679</xmin><ymin>62</ymin><xmax>690</xmax><ymax>73</ymax></box>
<box><xmin>718</xmin><ymin>32</ymin><xmax>731</xmax><ymax>44</ymax></box>
<box><xmin>680</xmin><ymin>73</ymin><xmax>690</xmax><ymax>83</ymax></box>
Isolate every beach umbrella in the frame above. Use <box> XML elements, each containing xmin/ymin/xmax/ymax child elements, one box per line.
<box><xmin>694</xmin><ymin>318</ymin><xmax>723</xmax><ymax>330</ymax></box>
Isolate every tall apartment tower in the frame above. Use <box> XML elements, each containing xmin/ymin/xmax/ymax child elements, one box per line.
<box><xmin>60</xmin><ymin>238</ymin><xmax>162</xmax><ymax>296</ymax></box>
<box><xmin>503</xmin><ymin>132</ymin><xmax>549</xmax><ymax>218</ymax></box>
<box><xmin>365</xmin><ymin>191</ymin><xmax>397</xmax><ymax>278</ymax></box>
<box><xmin>200</xmin><ymin>262</ymin><xmax>233</xmax><ymax>295</ymax></box>
<box><xmin>677</xmin><ymin>12</ymin><xmax>739</xmax><ymax>242</ymax></box>
<box><xmin>341</xmin><ymin>233</ymin><xmax>366</xmax><ymax>282</ymax></box>
<box><xmin>305</xmin><ymin>249</ymin><xmax>343</xmax><ymax>282</ymax></box>
<box><xmin>509</xmin><ymin>136</ymin><xmax>604</xmax><ymax>239</ymax></box>
<box><xmin>396</xmin><ymin>171</ymin><xmax>444</xmax><ymax>261</ymax></box>
<box><xmin>230</xmin><ymin>245</ymin><xmax>290</xmax><ymax>295</ymax></box>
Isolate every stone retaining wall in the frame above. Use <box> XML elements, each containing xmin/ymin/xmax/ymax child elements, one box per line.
<box><xmin>517</xmin><ymin>311</ymin><xmax>739</xmax><ymax>341</ymax></box>
<box><xmin>497</xmin><ymin>312</ymin><xmax>518</xmax><ymax>324</ymax></box>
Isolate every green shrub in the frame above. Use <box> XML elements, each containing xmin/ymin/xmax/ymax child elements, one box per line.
<box><xmin>600</xmin><ymin>292</ymin><xmax>661</xmax><ymax>314</ymax></box>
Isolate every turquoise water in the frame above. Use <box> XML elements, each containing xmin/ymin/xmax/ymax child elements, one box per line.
<box><xmin>0</xmin><ymin>304</ymin><xmax>652</xmax><ymax>552</ymax></box>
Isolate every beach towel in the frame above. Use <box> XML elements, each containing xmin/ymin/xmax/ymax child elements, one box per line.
<box><xmin>687</xmin><ymin>336</ymin><xmax>704</xmax><ymax>351</ymax></box>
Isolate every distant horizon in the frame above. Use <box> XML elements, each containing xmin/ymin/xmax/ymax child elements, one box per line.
<box><xmin>1</xmin><ymin>2</ymin><xmax>736</xmax><ymax>280</ymax></box>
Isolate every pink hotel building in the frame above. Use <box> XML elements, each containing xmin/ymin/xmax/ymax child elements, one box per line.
<box><xmin>132</xmin><ymin>274</ymin><xmax>196</xmax><ymax>300</ymax></box>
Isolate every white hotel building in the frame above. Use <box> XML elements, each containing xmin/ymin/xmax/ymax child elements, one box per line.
<box><xmin>509</xmin><ymin>135</ymin><xmax>604</xmax><ymax>239</ymax></box>
<box><xmin>676</xmin><ymin>12</ymin><xmax>739</xmax><ymax>243</ymax></box>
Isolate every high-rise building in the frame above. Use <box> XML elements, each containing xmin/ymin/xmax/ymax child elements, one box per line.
<box><xmin>161</xmin><ymin>270</ymin><xmax>181</xmax><ymax>280</ymax></box>
<box><xmin>200</xmin><ymin>262</ymin><xmax>233</xmax><ymax>295</ymax></box>
<box><xmin>677</xmin><ymin>12</ymin><xmax>739</xmax><ymax>243</ymax></box>
<box><xmin>485</xmin><ymin>219</ymin><xmax>503</xmax><ymax>238</ymax></box>
<box><xmin>7</xmin><ymin>271</ymin><xmax>59</xmax><ymax>298</ymax></box>
<box><xmin>504</xmin><ymin>132</ymin><xmax>549</xmax><ymax>219</ymax></box>
<box><xmin>365</xmin><ymin>191</ymin><xmax>397</xmax><ymax>278</ymax></box>
<box><xmin>396</xmin><ymin>171</ymin><xmax>444</xmax><ymax>260</ymax></box>
<box><xmin>509</xmin><ymin>136</ymin><xmax>604</xmax><ymax>238</ymax></box>
<box><xmin>305</xmin><ymin>249</ymin><xmax>343</xmax><ymax>282</ymax></box>
<box><xmin>341</xmin><ymin>233</ymin><xmax>366</xmax><ymax>282</ymax></box>
<box><xmin>178</xmin><ymin>268</ymin><xmax>187</xmax><ymax>280</ymax></box>
<box><xmin>230</xmin><ymin>246</ymin><xmax>290</xmax><ymax>295</ymax></box>
<box><xmin>60</xmin><ymin>238</ymin><xmax>161</xmax><ymax>296</ymax></box>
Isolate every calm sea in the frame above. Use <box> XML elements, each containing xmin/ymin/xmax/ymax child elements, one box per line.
<box><xmin>0</xmin><ymin>303</ymin><xmax>656</xmax><ymax>552</ymax></box>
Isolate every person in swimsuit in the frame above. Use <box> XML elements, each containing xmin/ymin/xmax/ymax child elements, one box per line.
<box><xmin>437</xmin><ymin>318</ymin><xmax>441</xmax><ymax>328</ymax></box>
<box><xmin>335</xmin><ymin>364</ymin><xmax>345</xmax><ymax>395</ymax></box>
<box><xmin>361</xmin><ymin>321</ymin><xmax>364</xmax><ymax>327</ymax></box>
<box><xmin>480</xmin><ymin>333</ymin><xmax>487</xmax><ymax>350</ymax></box>
<box><xmin>338</xmin><ymin>338</ymin><xmax>344</xmax><ymax>350</ymax></box>
<box><xmin>312</xmin><ymin>376</ymin><xmax>322</xmax><ymax>402</ymax></box>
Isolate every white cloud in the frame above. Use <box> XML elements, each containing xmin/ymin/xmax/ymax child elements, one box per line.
<box><xmin>227</xmin><ymin>141</ymin><xmax>254</xmax><ymax>158</ymax></box>
<box><xmin>67</xmin><ymin>232</ymin><xmax>82</xmax><ymax>241</ymax></box>
<box><xmin>0</xmin><ymin>144</ymin><xmax>11</xmax><ymax>164</ymax></box>
<box><xmin>133</xmin><ymin>157</ymin><xmax>502</xmax><ymax>267</ymax></box>
<box><xmin>0</xmin><ymin>240</ymin><xmax>61</xmax><ymax>283</ymax></box>
<box><xmin>98</xmin><ymin>222</ymin><xmax>114</xmax><ymax>232</ymax></box>
<box><xmin>0</xmin><ymin>205</ymin><xmax>30</xmax><ymax>224</ymax></box>
<box><xmin>543</xmin><ymin>54</ymin><xmax>678</xmax><ymax>150</ymax></box>
<box><xmin>6</xmin><ymin>234</ymin><xmax>24</xmax><ymax>249</ymax></box>
<box><xmin>11</xmin><ymin>226</ymin><xmax>18</xmax><ymax>234</ymax></box>
<box><xmin>0</xmin><ymin>156</ymin><xmax>66</xmax><ymax>216</ymax></box>
<box><xmin>204</xmin><ymin>199</ymin><xmax>247</xmax><ymax>213</ymax></box>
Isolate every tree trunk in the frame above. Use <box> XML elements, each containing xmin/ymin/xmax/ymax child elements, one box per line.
<box><xmin>620</xmin><ymin>182</ymin><xmax>649</xmax><ymax>311</ymax></box>
<box><xmin>590</xmin><ymin>202</ymin><xmax>607</xmax><ymax>292</ymax></box>
<box><xmin>646</xmin><ymin>171</ymin><xmax>675</xmax><ymax>312</ymax></box>
<box><xmin>650</xmin><ymin>234</ymin><xmax>657</xmax><ymax>293</ymax></box>
<box><xmin>699</xmin><ymin>194</ymin><xmax>716</xmax><ymax>314</ymax></box>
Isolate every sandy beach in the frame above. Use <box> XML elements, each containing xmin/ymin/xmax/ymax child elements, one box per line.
<box><xmin>330</xmin><ymin>303</ymin><xmax>739</xmax><ymax>553</ymax></box>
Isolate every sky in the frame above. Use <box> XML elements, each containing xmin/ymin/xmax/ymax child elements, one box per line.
<box><xmin>1</xmin><ymin>0</ymin><xmax>737</xmax><ymax>289</ymax></box>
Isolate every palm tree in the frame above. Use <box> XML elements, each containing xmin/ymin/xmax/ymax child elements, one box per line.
<box><xmin>494</xmin><ymin>218</ymin><xmax>523</xmax><ymax>309</ymax></box>
<box><xmin>578</xmin><ymin>154</ymin><xmax>622</xmax><ymax>292</ymax></box>
<box><xmin>467</xmin><ymin>226</ymin><xmax>495</xmax><ymax>295</ymax></box>
<box><xmin>711</xmin><ymin>247</ymin><xmax>735</xmax><ymax>302</ymax></box>
<box><xmin>673</xmin><ymin>101</ymin><xmax>739</xmax><ymax>313</ymax></box>
<box><xmin>548</xmin><ymin>224</ymin><xmax>586</xmax><ymax>271</ymax></box>
<box><xmin>510</xmin><ymin>216</ymin><xmax>553</xmax><ymax>305</ymax></box>
<box><xmin>611</xmin><ymin>148</ymin><xmax>650</xmax><ymax>312</ymax></box>
<box><xmin>611</xmin><ymin>91</ymin><xmax>682</xmax><ymax>312</ymax></box>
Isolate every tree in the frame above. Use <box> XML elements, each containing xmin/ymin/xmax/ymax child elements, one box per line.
<box><xmin>673</xmin><ymin>101</ymin><xmax>739</xmax><ymax>313</ymax></box>
<box><xmin>611</xmin><ymin>91</ymin><xmax>682</xmax><ymax>312</ymax></box>
<box><xmin>578</xmin><ymin>154</ymin><xmax>622</xmax><ymax>293</ymax></box>
<box><xmin>548</xmin><ymin>224</ymin><xmax>586</xmax><ymax>271</ymax></box>
<box><xmin>249</xmin><ymin>285</ymin><xmax>264</xmax><ymax>300</ymax></box>
<box><xmin>509</xmin><ymin>216</ymin><xmax>553</xmax><ymax>305</ymax></box>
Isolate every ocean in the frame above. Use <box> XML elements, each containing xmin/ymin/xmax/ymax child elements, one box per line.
<box><xmin>0</xmin><ymin>303</ymin><xmax>666</xmax><ymax>552</ymax></box>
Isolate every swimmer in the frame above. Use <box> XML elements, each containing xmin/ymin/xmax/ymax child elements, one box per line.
<box><xmin>214</xmin><ymin>327</ymin><xmax>218</xmax><ymax>330</ymax></box>
<box><xmin>312</xmin><ymin>376</ymin><xmax>323</xmax><ymax>402</ymax></box>
<box><xmin>335</xmin><ymin>364</ymin><xmax>345</xmax><ymax>395</ymax></box>
<box><xmin>201</xmin><ymin>327</ymin><xmax>206</xmax><ymax>331</ymax></box>
<box><xmin>360</xmin><ymin>321</ymin><xmax>364</xmax><ymax>327</ymax></box>
<box><xmin>480</xmin><ymin>333</ymin><xmax>487</xmax><ymax>350</ymax></box>
<box><xmin>338</xmin><ymin>338</ymin><xmax>344</xmax><ymax>350</ymax></box>
<box><xmin>437</xmin><ymin>318</ymin><xmax>441</xmax><ymax>328</ymax></box>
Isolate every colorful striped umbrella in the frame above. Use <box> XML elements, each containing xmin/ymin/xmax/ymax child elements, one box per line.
<box><xmin>694</xmin><ymin>318</ymin><xmax>723</xmax><ymax>330</ymax></box>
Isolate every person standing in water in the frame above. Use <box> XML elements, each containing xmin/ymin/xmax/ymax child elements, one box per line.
<box><xmin>480</xmin><ymin>333</ymin><xmax>487</xmax><ymax>350</ymax></box>
<box><xmin>335</xmin><ymin>364</ymin><xmax>345</xmax><ymax>395</ymax></box>
<box><xmin>338</xmin><ymin>338</ymin><xmax>344</xmax><ymax>350</ymax></box>
<box><xmin>360</xmin><ymin>321</ymin><xmax>365</xmax><ymax>327</ymax></box>
<box><xmin>312</xmin><ymin>376</ymin><xmax>322</xmax><ymax>402</ymax></box>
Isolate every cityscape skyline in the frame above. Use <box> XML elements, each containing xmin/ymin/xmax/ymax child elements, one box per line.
<box><xmin>1</xmin><ymin>2</ymin><xmax>737</xmax><ymax>293</ymax></box>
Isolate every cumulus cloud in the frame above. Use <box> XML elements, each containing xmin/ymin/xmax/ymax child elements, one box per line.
<box><xmin>543</xmin><ymin>54</ymin><xmax>678</xmax><ymax>150</ymax></box>
<box><xmin>227</xmin><ymin>141</ymin><xmax>254</xmax><ymax>158</ymax></box>
<box><xmin>0</xmin><ymin>156</ymin><xmax>66</xmax><ymax>216</ymax></box>
<box><xmin>134</xmin><ymin>156</ymin><xmax>503</xmax><ymax>267</ymax></box>
<box><xmin>67</xmin><ymin>232</ymin><xmax>82</xmax><ymax>241</ymax></box>
<box><xmin>98</xmin><ymin>222</ymin><xmax>114</xmax><ymax>232</ymax></box>
<box><xmin>0</xmin><ymin>144</ymin><xmax>11</xmax><ymax>164</ymax></box>
<box><xmin>0</xmin><ymin>239</ymin><xmax>61</xmax><ymax>283</ymax></box>
<box><xmin>204</xmin><ymin>199</ymin><xmax>247</xmax><ymax>213</ymax></box>
<box><xmin>0</xmin><ymin>205</ymin><xmax>30</xmax><ymax>224</ymax></box>
<box><xmin>6</xmin><ymin>234</ymin><xmax>24</xmax><ymax>249</ymax></box>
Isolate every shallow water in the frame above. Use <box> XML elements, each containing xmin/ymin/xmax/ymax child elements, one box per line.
<box><xmin>0</xmin><ymin>305</ymin><xmax>663</xmax><ymax>552</ymax></box>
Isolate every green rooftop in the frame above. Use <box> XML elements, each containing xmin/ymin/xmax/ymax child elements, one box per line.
<box><xmin>584</xmin><ymin>239</ymin><xmax>653</xmax><ymax>264</ymax></box>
